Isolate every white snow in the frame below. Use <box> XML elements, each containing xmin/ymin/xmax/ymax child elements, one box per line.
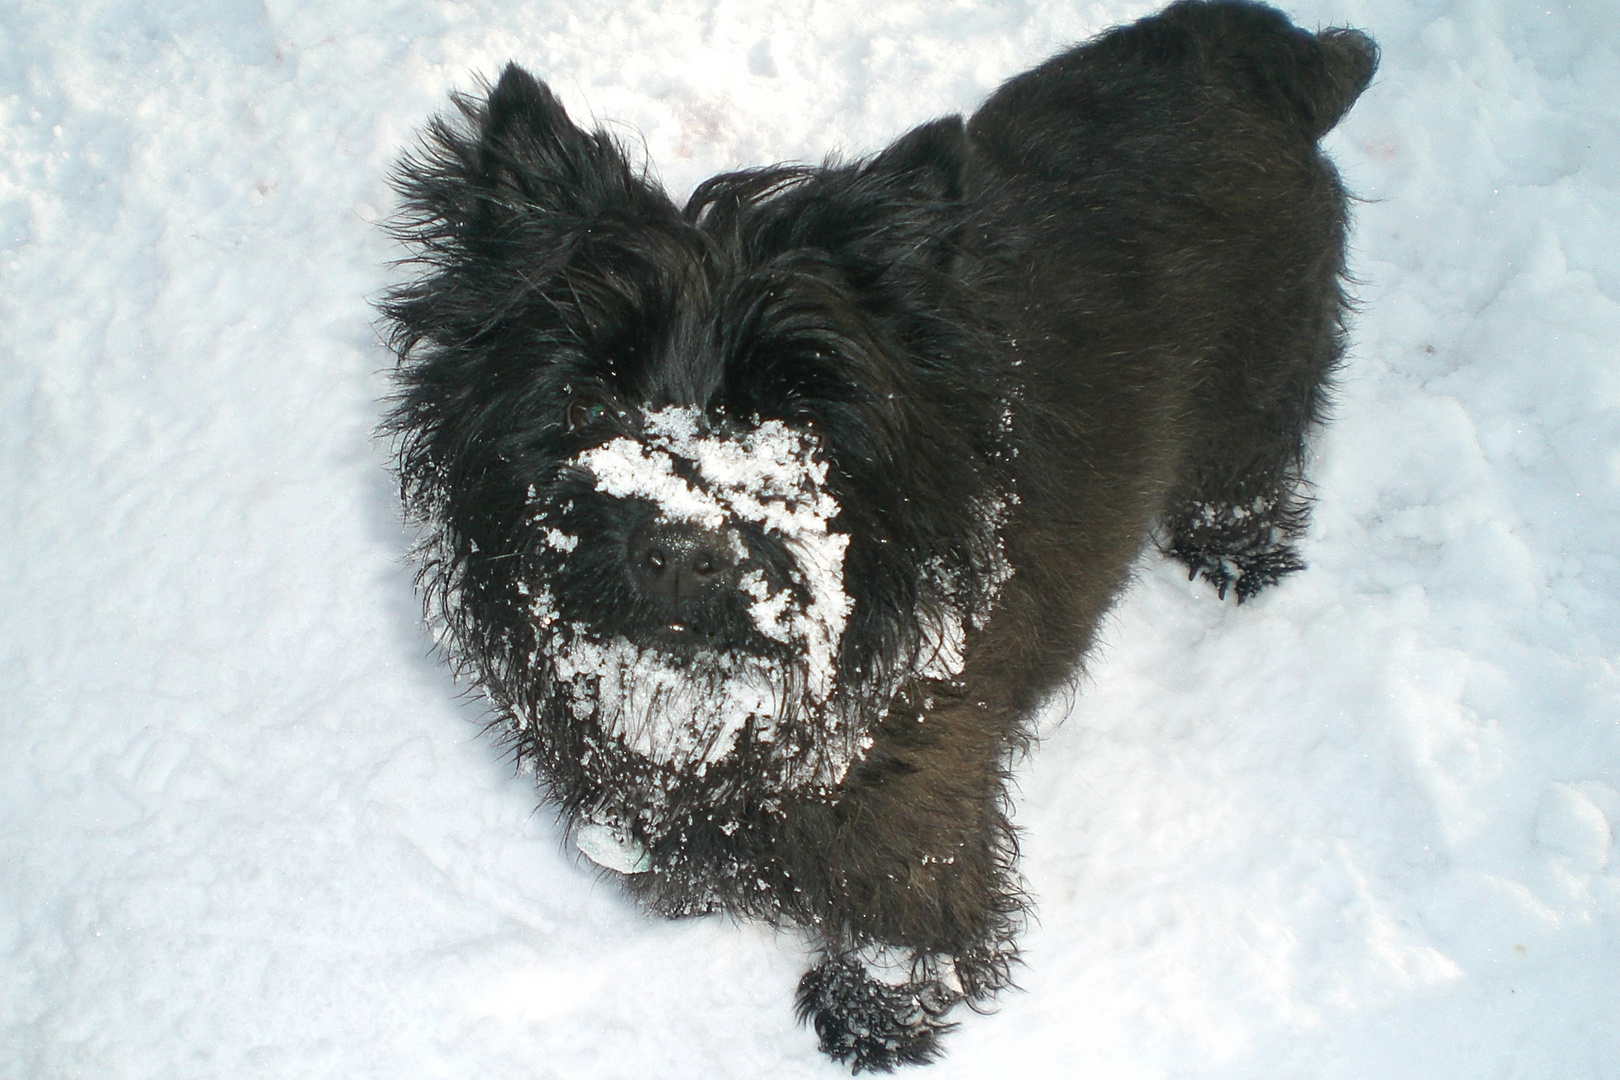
<box><xmin>550</xmin><ymin>404</ymin><xmax>856</xmax><ymax>777</ymax></box>
<box><xmin>574</xmin><ymin>821</ymin><xmax>653</xmax><ymax>876</ymax></box>
<box><xmin>574</xmin><ymin>405</ymin><xmax>851</xmax><ymax>697</ymax></box>
<box><xmin>548</xmin><ymin>630</ymin><xmax>789</xmax><ymax>767</ymax></box>
<box><xmin>3</xmin><ymin>2</ymin><xmax>1618</xmax><ymax>1078</ymax></box>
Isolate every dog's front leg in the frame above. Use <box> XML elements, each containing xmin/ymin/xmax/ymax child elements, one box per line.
<box><xmin>793</xmin><ymin>686</ymin><xmax>1022</xmax><ymax>1069</ymax></box>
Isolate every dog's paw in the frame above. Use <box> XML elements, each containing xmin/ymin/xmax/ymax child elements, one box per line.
<box><xmin>1163</xmin><ymin>496</ymin><xmax>1308</xmax><ymax>602</ymax></box>
<box><xmin>1171</xmin><ymin>537</ymin><xmax>1305</xmax><ymax>602</ymax></box>
<box><xmin>796</xmin><ymin>955</ymin><xmax>959</xmax><ymax>1072</ymax></box>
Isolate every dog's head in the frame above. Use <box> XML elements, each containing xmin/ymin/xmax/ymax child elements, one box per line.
<box><xmin>382</xmin><ymin>66</ymin><xmax>1014</xmax><ymax>837</ymax></box>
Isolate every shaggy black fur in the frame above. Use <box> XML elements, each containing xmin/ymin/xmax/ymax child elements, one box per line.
<box><xmin>379</xmin><ymin>1</ymin><xmax>1376</xmax><ymax>1069</ymax></box>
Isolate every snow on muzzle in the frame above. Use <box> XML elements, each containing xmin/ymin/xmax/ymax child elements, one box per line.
<box><xmin>550</xmin><ymin>406</ymin><xmax>852</xmax><ymax>770</ymax></box>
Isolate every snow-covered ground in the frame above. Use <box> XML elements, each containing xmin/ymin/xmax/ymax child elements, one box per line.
<box><xmin>3</xmin><ymin>0</ymin><xmax>1617</xmax><ymax>1076</ymax></box>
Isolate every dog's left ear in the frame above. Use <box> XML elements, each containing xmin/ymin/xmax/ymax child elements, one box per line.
<box><xmin>860</xmin><ymin>116</ymin><xmax>968</xmax><ymax>206</ymax></box>
<box><xmin>826</xmin><ymin>116</ymin><xmax>968</xmax><ymax>274</ymax></box>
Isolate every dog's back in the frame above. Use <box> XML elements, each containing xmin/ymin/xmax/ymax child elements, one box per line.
<box><xmin>962</xmin><ymin>0</ymin><xmax>1377</xmax><ymax>705</ymax></box>
<box><xmin>974</xmin><ymin>0</ymin><xmax>1376</xmax><ymax>147</ymax></box>
<box><xmin>1078</xmin><ymin>0</ymin><xmax>1377</xmax><ymax>138</ymax></box>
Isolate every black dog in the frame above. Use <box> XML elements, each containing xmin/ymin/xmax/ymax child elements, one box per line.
<box><xmin>380</xmin><ymin>1</ymin><xmax>1376</xmax><ymax>1069</ymax></box>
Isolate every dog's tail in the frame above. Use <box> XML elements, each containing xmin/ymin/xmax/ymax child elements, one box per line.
<box><xmin>1304</xmin><ymin>27</ymin><xmax>1381</xmax><ymax>137</ymax></box>
<box><xmin>1111</xmin><ymin>0</ymin><xmax>1379</xmax><ymax>140</ymax></box>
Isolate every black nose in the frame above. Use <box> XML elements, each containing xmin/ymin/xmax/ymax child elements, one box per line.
<box><xmin>627</xmin><ymin>521</ymin><xmax>737</xmax><ymax>603</ymax></box>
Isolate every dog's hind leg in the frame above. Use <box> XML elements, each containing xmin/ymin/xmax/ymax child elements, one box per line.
<box><xmin>1159</xmin><ymin>16</ymin><xmax>1373</xmax><ymax>605</ymax></box>
<box><xmin>1153</xmin><ymin>13</ymin><xmax>1374</xmax><ymax>602</ymax></box>
<box><xmin>1161</xmin><ymin>255</ymin><xmax>1347</xmax><ymax>602</ymax></box>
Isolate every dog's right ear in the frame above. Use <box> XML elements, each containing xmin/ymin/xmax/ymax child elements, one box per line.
<box><xmin>391</xmin><ymin>63</ymin><xmax>644</xmax><ymax>245</ymax></box>
<box><xmin>473</xmin><ymin>64</ymin><xmax>630</xmax><ymax>219</ymax></box>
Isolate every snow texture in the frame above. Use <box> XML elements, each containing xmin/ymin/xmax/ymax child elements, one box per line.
<box><xmin>3</xmin><ymin>1</ymin><xmax>1618</xmax><ymax>1078</ymax></box>
<box><xmin>550</xmin><ymin>631</ymin><xmax>797</xmax><ymax>768</ymax></box>
<box><xmin>537</xmin><ymin>404</ymin><xmax>866</xmax><ymax>792</ymax></box>
<box><xmin>573</xmin><ymin>404</ymin><xmax>851</xmax><ymax>702</ymax></box>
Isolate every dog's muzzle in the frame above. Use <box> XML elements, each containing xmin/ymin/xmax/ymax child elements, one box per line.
<box><xmin>627</xmin><ymin>519</ymin><xmax>739</xmax><ymax>605</ymax></box>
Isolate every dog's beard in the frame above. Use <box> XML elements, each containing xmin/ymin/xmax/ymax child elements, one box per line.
<box><xmin>573</xmin><ymin>406</ymin><xmax>852</xmax><ymax>702</ymax></box>
<box><xmin>537</xmin><ymin>617</ymin><xmax>859</xmax><ymax>784</ymax></box>
<box><xmin>523</xmin><ymin>406</ymin><xmax>870</xmax><ymax>794</ymax></box>
<box><xmin>415</xmin><ymin>404</ymin><xmax>1012</xmax><ymax>867</ymax></box>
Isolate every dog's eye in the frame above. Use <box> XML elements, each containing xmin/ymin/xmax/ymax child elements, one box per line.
<box><xmin>566</xmin><ymin>400</ymin><xmax>612</xmax><ymax>432</ymax></box>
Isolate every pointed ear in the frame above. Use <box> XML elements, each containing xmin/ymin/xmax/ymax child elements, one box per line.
<box><xmin>383</xmin><ymin>65</ymin><xmax>671</xmax><ymax>369</ymax></box>
<box><xmin>474</xmin><ymin>63</ymin><xmax>625</xmax><ymax>215</ymax></box>
<box><xmin>860</xmin><ymin>115</ymin><xmax>968</xmax><ymax>205</ymax></box>
<box><xmin>830</xmin><ymin>115</ymin><xmax>967</xmax><ymax>273</ymax></box>
<box><xmin>390</xmin><ymin>63</ymin><xmax>645</xmax><ymax>248</ymax></box>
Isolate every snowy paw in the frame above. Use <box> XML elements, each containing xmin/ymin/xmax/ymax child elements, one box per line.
<box><xmin>796</xmin><ymin>955</ymin><xmax>959</xmax><ymax>1072</ymax></box>
<box><xmin>1171</xmin><ymin>537</ymin><xmax>1305</xmax><ymax>602</ymax></box>
<box><xmin>1162</xmin><ymin>496</ymin><xmax>1308</xmax><ymax>602</ymax></box>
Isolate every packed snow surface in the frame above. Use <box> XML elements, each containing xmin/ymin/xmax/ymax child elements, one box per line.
<box><xmin>3</xmin><ymin>1</ymin><xmax>1618</xmax><ymax>1079</ymax></box>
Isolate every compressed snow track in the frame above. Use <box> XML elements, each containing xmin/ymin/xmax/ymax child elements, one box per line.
<box><xmin>3</xmin><ymin>2</ymin><xmax>1618</xmax><ymax>1078</ymax></box>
